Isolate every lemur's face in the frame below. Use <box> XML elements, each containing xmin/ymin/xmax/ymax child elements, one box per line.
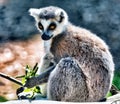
<box><xmin>29</xmin><ymin>6</ymin><xmax>68</xmax><ymax>41</ymax></box>
<box><xmin>37</xmin><ymin>18</ymin><xmax>64</xmax><ymax>40</ymax></box>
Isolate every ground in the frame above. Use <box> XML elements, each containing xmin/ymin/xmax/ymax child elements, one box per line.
<box><xmin>0</xmin><ymin>34</ymin><xmax>43</xmax><ymax>100</ymax></box>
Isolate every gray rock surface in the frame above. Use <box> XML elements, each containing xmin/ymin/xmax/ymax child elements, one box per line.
<box><xmin>0</xmin><ymin>100</ymin><xmax>111</xmax><ymax>104</ymax></box>
<box><xmin>0</xmin><ymin>0</ymin><xmax>120</xmax><ymax>69</ymax></box>
<box><xmin>1</xmin><ymin>94</ymin><xmax>120</xmax><ymax>104</ymax></box>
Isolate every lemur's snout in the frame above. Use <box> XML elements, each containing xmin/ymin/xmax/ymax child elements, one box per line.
<box><xmin>41</xmin><ymin>33</ymin><xmax>53</xmax><ymax>40</ymax></box>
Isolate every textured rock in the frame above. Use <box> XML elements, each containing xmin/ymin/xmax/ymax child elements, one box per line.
<box><xmin>0</xmin><ymin>100</ymin><xmax>111</xmax><ymax>104</ymax></box>
<box><xmin>0</xmin><ymin>0</ymin><xmax>120</xmax><ymax>69</ymax></box>
<box><xmin>2</xmin><ymin>94</ymin><xmax>120</xmax><ymax>104</ymax></box>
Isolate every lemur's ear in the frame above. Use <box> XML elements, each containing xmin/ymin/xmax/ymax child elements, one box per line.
<box><xmin>55</xmin><ymin>9</ymin><xmax>68</xmax><ymax>23</ymax></box>
<box><xmin>29</xmin><ymin>8</ymin><xmax>40</xmax><ymax>21</ymax></box>
<box><xmin>55</xmin><ymin>10</ymin><xmax>64</xmax><ymax>22</ymax></box>
<box><xmin>59</xmin><ymin>11</ymin><xmax>64</xmax><ymax>23</ymax></box>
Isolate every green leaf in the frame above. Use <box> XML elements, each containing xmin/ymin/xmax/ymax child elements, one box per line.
<box><xmin>34</xmin><ymin>86</ymin><xmax>41</xmax><ymax>93</ymax></box>
<box><xmin>16</xmin><ymin>63</ymin><xmax>43</xmax><ymax>100</ymax></box>
<box><xmin>106</xmin><ymin>91</ymin><xmax>112</xmax><ymax>98</ymax></box>
<box><xmin>112</xmin><ymin>71</ymin><xmax>120</xmax><ymax>90</ymax></box>
<box><xmin>0</xmin><ymin>96</ymin><xmax>8</xmax><ymax>102</ymax></box>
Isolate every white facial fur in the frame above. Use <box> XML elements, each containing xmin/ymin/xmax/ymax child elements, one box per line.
<box><xmin>29</xmin><ymin>7</ymin><xmax>68</xmax><ymax>38</ymax></box>
<box><xmin>52</xmin><ymin>19</ymin><xmax>67</xmax><ymax>37</ymax></box>
<box><xmin>39</xmin><ymin>19</ymin><xmax>67</xmax><ymax>37</ymax></box>
<box><xmin>36</xmin><ymin>19</ymin><xmax>51</xmax><ymax>35</ymax></box>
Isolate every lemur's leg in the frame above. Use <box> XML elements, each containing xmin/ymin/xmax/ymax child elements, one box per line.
<box><xmin>47</xmin><ymin>57</ymin><xmax>89</xmax><ymax>102</ymax></box>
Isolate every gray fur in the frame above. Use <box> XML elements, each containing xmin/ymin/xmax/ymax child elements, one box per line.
<box><xmin>26</xmin><ymin>6</ymin><xmax>115</xmax><ymax>102</ymax></box>
<box><xmin>48</xmin><ymin>57</ymin><xmax>89</xmax><ymax>102</ymax></box>
<box><xmin>38</xmin><ymin>6</ymin><xmax>63</xmax><ymax>21</ymax></box>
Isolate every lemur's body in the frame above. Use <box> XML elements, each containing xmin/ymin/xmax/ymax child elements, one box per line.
<box><xmin>25</xmin><ymin>6</ymin><xmax>114</xmax><ymax>102</ymax></box>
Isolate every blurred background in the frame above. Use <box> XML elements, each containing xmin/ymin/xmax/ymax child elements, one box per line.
<box><xmin>0</xmin><ymin>0</ymin><xmax>120</xmax><ymax>101</ymax></box>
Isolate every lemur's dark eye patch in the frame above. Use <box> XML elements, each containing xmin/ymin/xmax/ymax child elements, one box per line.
<box><xmin>48</xmin><ymin>22</ymin><xmax>56</xmax><ymax>30</ymax></box>
<box><xmin>38</xmin><ymin>22</ymin><xmax>44</xmax><ymax>30</ymax></box>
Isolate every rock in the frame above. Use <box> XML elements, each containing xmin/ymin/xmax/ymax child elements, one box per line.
<box><xmin>107</xmin><ymin>93</ymin><xmax>120</xmax><ymax>102</ymax></box>
<box><xmin>0</xmin><ymin>100</ymin><xmax>112</xmax><ymax>104</ymax></box>
<box><xmin>2</xmin><ymin>93</ymin><xmax>120</xmax><ymax>104</ymax></box>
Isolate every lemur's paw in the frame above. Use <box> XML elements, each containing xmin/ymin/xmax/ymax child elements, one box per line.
<box><xmin>24</xmin><ymin>77</ymin><xmax>37</xmax><ymax>88</ymax></box>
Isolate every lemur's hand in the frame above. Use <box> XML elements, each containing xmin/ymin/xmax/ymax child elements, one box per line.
<box><xmin>24</xmin><ymin>65</ymin><xmax>55</xmax><ymax>88</ymax></box>
<box><xmin>24</xmin><ymin>77</ymin><xmax>37</xmax><ymax>88</ymax></box>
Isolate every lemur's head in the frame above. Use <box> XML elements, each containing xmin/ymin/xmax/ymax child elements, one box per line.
<box><xmin>29</xmin><ymin>6</ymin><xmax>68</xmax><ymax>40</ymax></box>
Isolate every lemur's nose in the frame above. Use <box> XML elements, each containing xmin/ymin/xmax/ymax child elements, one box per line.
<box><xmin>41</xmin><ymin>33</ymin><xmax>52</xmax><ymax>40</ymax></box>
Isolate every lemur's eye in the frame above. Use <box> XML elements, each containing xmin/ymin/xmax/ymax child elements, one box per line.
<box><xmin>48</xmin><ymin>23</ymin><xmax>56</xmax><ymax>30</ymax></box>
<box><xmin>38</xmin><ymin>22</ymin><xmax>44</xmax><ymax>30</ymax></box>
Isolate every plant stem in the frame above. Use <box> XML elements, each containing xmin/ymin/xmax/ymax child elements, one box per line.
<box><xmin>0</xmin><ymin>72</ymin><xmax>23</xmax><ymax>86</ymax></box>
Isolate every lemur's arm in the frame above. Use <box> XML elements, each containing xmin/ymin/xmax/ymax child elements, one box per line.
<box><xmin>24</xmin><ymin>65</ymin><xmax>55</xmax><ymax>88</ymax></box>
<box><xmin>37</xmin><ymin>53</ymin><xmax>55</xmax><ymax>74</ymax></box>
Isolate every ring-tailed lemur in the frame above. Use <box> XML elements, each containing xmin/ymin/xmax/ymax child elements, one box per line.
<box><xmin>25</xmin><ymin>6</ymin><xmax>114</xmax><ymax>102</ymax></box>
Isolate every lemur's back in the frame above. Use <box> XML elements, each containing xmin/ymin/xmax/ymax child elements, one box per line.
<box><xmin>50</xmin><ymin>23</ymin><xmax>114</xmax><ymax>101</ymax></box>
